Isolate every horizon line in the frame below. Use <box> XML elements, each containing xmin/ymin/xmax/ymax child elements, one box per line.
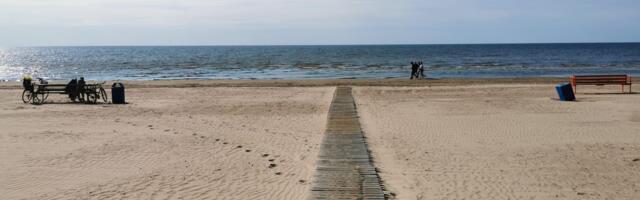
<box><xmin>3</xmin><ymin>41</ymin><xmax>640</xmax><ymax>48</ymax></box>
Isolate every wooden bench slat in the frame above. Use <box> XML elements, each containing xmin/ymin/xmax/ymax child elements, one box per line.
<box><xmin>573</xmin><ymin>80</ymin><xmax>630</xmax><ymax>82</ymax></box>
<box><xmin>573</xmin><ymin>76</ymin><xmax>628</xmax><ymax>78</ymax></box>
<box><xmin>573</xmin><ymin>75</ymin><xmax>627</xmax><ymax>77</ymax></box>
<box><xmin>573</xmin><ymin>78</ymin><xmax>628</xmax><ymax>81</ymax></box>
<box><xmin>573</xmin><ymin>77</ymin><xmax>628</xmax><ymax>79</ymax></box>
<box><xmin>573</xmin><ymin>74</ymin><xmax>627</xmax><ymax>77</ymax></box>
<box><xmin>573</xmin><ymin>78</ymin><xmax>629</xmax><ymax>80</ymax></box>
<box><xmin>574</xmin><ymin>80</ymin><xmax>630</xmax><ymax>84</ymax></box>
<box><xmin>573</xmin><ymin>78</ymin><xmax>628</xmax><ymax>80</ymax></box>
<box><xmin>573</xmin><ymin>79</ymin><xmax>628</xmax><ymax>81</ymax></box>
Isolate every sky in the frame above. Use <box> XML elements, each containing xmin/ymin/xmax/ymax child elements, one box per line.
<box><xmin>0</xmin><ymin>0</ymin><xmax>639</xmax><ymax>46</ymax></box>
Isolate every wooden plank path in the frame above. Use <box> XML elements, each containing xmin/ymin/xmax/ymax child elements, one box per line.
<box><xmin>309</xmin><ymin>87</ymin><xmax>386</xmax><ymax>200</ymax></box>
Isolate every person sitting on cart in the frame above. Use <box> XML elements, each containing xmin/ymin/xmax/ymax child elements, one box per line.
<box><xmin>22</xmin><ymin>75</ymin><xmax>33</xmax><ymax>92</ymax></box>
<box><xmin>66</xmin><ymin>78</ymin><xmax>78</xmax><ymax>100</ymax></box>
<box><xmin>78</xmin><ymin>77</ymin><xmax>86</xmax><ymax>100</ymax></box>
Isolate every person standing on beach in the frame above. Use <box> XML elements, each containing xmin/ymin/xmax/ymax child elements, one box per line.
<box><xmin>418</xmin><ymin>61</ymin><xmax>425</xmax><ymax>79</ymax></box>
<box><xmin>410</xmin><ymin>62</ymin><xmax>418</xmax><ymax>79</ymax></box>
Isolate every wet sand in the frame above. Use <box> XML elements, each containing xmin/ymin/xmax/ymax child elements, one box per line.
<box><xmin>0</xmin><ymin>77</ymin><xmax>570</xmax><ymax>89</ymax></box>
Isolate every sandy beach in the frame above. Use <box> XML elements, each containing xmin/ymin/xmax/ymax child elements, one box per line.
<box><xmin>1</xmin><ymin>85</ymin><xmax>334</xmax><ymax>199</ymax></box>
<box><xmin>355</xmin><ymin>84</ymin><xmax>640</xmax><ymax>200</ymax></box>
<box><xmin>1</xmin><ymin>78</ymin><xmax>640</xmax><ymax>199</ymax></box>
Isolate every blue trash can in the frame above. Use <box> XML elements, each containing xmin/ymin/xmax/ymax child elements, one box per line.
<box><xmin>556</xmin><ymin>83</ymin><xmax>575</xmax><ymax>101</ymax></box>
<box><xmin>111</xmin><ymin>82</ymin><xmax>126</xmax><ymax>104</ymax></box>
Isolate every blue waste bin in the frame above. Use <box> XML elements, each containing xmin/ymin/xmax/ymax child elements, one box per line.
<box><xmin>555</xmin><ymin>83</ymin><xmax>575</xmax><ymax>101</ymax></box>
<box><xmin>111</xmin><ymin>82</ymin><xmax>125</xmax><ymax>104</ymax></box>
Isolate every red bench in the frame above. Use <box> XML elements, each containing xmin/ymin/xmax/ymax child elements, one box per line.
<box><xmin>570</xmin><ymin>74</ymin><xmax>632</xmax><ymax>93</ymax></box>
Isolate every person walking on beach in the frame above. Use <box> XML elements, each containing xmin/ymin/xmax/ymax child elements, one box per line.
<box><xmin>410</xmin><ymin>61</ymin><xmax>418</xmax><ymax>79</ymax></box>
<box><xmin>418</xmin><ymin>61</ymin><xmax>426</xmax><ymax>79</ymax></box>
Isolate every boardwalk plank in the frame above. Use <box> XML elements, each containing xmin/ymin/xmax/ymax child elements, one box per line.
<box><xmin>309</xmin><ymin>87</ymin><xmax>386</xmax><ymax>200</ymax></box>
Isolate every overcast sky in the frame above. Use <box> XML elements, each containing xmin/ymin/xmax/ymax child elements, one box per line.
<box><xmin>1</xmin><ymin>0</ymin><xmax>639</xmax><ymax>46</ymax></box>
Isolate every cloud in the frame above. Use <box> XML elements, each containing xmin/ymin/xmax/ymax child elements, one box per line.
<box><xmin>0</xmin><ymin>0</ymin><xmax>639</xmax><ymax>46</ymax></box>
<box><xmin>1</xmin><ymin>0</ymin><xmax>387</xmax><ymax>27</ymax></box>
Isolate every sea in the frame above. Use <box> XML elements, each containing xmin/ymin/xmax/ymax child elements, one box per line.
<box><xmin>1</xmin><ymin>43</ymin><xmax>639</xmax><ymax>81</ymax></box>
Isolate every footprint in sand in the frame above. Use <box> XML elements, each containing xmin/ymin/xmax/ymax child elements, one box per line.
<box><xmin>269</xmin><ymin>164</ymin><xmax>277</xmax><ymax>168</ymax></box>
<box><xmin>262</xmin><ymin>154</ymin><xmax>269</xmax><ymax>157</ymax></box>
<box><xmin>236</xmin><ymin>145</ymin><xmax>243</xmax><ymax>148</ymax></box>
<box><xmin>222</xmin><ymin>142</ymin><xmax>228</xmax><ymax>145</ymax></box>
<box><xmin>275</xmin><ymin>172</ymin><xmax>282</xmax><ymax>175</ymax></box>
<box><xmin>215</xmin><ymin>139</ymin><xmax>220</xmax><ymax>142</ymax></box>
<box><xmin>245</xmin><ymin>149</ymin><xmax>251</xmax><ymax>152</ymax></box>
<box><xmin>268</xmin><ymin>159</ymin><xmax>275</xmax><ymax>162</ymax></box>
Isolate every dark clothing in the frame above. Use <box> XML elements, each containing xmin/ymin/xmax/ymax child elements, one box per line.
<box><xmin>410</xmin><ymin>63</ymin><xmax>419</xmax><ymax>79</ymax></box>
<box><xmin>78</xmin><ymin>78</ymin><xmax>86</xmax><ymax>92</ymax></box>
<box><xmin>22</xmin><ymin>79</ymin><xmax>33</xmax><ymax>91</ymax></box>
<box><xmin>66</xmin><ymin>79</ymin><xmax>78</xmax><ymax>100</ymax></box>
<box><xmin>78</xmin><ymin>78</ymin><xmax>86</xmax><ymax>101</ymax></box>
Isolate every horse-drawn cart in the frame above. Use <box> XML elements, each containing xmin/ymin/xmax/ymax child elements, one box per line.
<box><xmin>22</xmin><ymin>78</ymin><xmax>108</xmax><ymax>104</ymax></box>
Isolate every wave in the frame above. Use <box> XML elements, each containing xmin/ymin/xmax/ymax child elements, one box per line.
<box><xmin>1</xmin><ymin>44</ymin><xmax>640</xmax><ymax>80</ymax></box>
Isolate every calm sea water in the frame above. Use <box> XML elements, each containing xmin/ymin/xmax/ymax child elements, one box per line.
<box><xmin>1</xmin><ymin>43</ymin><xmax>639</xmax><ymax>81</ymax></box>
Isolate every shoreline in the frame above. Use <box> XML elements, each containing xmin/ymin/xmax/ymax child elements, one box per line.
<box><xmin>0</xmin><ymin>77</ymin><xmax>584</xmax><ymax>89</ymax></box>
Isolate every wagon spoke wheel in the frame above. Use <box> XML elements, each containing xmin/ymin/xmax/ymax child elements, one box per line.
<box><xmin>99</xmin><ymin>87</ymin><xmax>108</xmax><ymax>103</ymax></box>
<box><xmin>32</xmin><ymin>92</ymin><xmax>46</xmax><ymax>105</ymax></box>
<box><xmin>22</xmin><ymin>90</ymin><xmax>33</xmax><ymax>103</ymax></box>
<box><xmin>42</xmin><ymin>92</ymin><xmax>49</xmax><ymax>102</ymax></box>
<box><xmin>87</xmin><ymin>93</ymin><xmax>98</xmax><ymax>104</ymax></box>
<box><xmin>78</xmin><ymin>92</ymin><xmax>85</xmax><ymax>103</ymax></box>
<box><xmin>69</xmin><ymin>93</ymin><xmax>78</xmax><ymax>102</ymax></box>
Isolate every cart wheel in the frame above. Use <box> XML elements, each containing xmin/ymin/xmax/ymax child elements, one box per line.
<box><xmin>99</xmin><ymin>87</ymin><xmax>108</xmax><ymax>103</ymax></box>
<box><xmin>22</xmin><ymin>90</ymin><xmax>33</xmax><ymax>103</ymax></box>
<box><xmin>32</xmin><ymin>92</ymin><xmax>45</xmax><ymax>105</ymax></box>
<box><xmin>42</xmin><ymin>92</ymin><xmax>49</xmax><ymax>102</ymax></box>
<box><xmin>69</xmin><ymin>93</ymin><xmax>77</xmax><ymax>102</ymax></box>
<box><xmin>78</xmin><ymin>92</ymin><xmax>85</xmax><ymax>103</ymax></box>
<box><xmin>87</xmin><ymin>93</ymin><xmax>98</xmax><ymax>104</ymax></box>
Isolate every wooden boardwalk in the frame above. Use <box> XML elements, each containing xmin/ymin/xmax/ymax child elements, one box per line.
<box><xmin>309</xmin><ymin>87</ymin><xmax>386</xmax><ymax>200</ymax></box>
